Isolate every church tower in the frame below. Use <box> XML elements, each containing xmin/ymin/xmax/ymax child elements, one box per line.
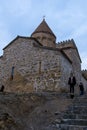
<box><xmin>31</xmin><ymin>19</ymin><xmax>56</xmax><ymax>48</ymax></box>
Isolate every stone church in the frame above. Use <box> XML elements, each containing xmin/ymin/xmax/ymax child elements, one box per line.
<box><xmin>0</xmin><ymin>19</ymin><xmax>87</xmax><ymax>92</ymax></box>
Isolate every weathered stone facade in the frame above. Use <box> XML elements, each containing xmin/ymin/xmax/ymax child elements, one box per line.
<box><xmin>0</xmin><ymin>19</ymin><xmax>87</xmax><ymax>92</ymax></box>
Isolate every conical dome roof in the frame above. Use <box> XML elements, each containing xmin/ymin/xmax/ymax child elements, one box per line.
<box><xmin>31</xmin><ymin>19</ymin><xmax>56</xmax><ymax>48</ymax></box>
<box><xmin>31</xmin><ymin>19</ymin><xmax>56</xmax><ymax>38</ymax></box>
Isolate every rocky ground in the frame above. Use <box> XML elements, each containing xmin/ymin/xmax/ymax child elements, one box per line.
<box><xmin>0</xmin><ymin>91</ymin><xmax>74</xmax><ymax>130</ymax></box>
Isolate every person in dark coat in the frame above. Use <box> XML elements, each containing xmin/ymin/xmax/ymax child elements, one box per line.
<box><xmin>0</xmin><ymin>85</ymin><xmax>4</xmax><ymax>92</ymax></box>
<box><xmin>79</xmin><ymin>82</ymin><xmax>84</xmax><ymax>95</ymax></box>
<box><xmin>68</xmin><ymin>72</ymin><xmax>76</xmax><ymax>98</ymax></box>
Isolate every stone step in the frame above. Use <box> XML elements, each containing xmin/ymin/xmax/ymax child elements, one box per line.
<box><xmin>73</xmin><ymin>98</ymin><xmax>87</xmax><ymax>103</ymax></box>
<box><xmin>58</xmin><ymin>124</ymin><xmax>87</xmax><ymax>130</ymax></box>
<box><xmin>71</xmin><ymin>104</ymin><xmax>87</xmax><ymax>108</ymax></box>
<box><xmin>73</xmin><ymin>102</ymin><xmax>87</xmax><ymax>106</ymax></box>
<box><xmin>73</xmin><ymin>101</ymin><xmax>87</xmax><ymax>104</ymax></box>
<box><xmin>65</xmin><ymin>110</ymin><xmax>87</xmax><ymax>115</ymax></box>
<box><xmin>56</xmin><ymin>94</ymin><xmax>87</xmax><ymax>130</ymax></box>
<box><xmin>63</xmin><ymin>113</ymin><xmax>87</xmax><ymax>119</ymax></box>
<box><xmin>61</xmin><ymin>119</ymin><xmax>87</xmax><ymax>126</ymax></box>
<box><xmin>68</xmin><ymin>105</ymin><xmax>87</xmax><ymax>110</ymax></box>
<box><xmin>65</xmin><ymin>108</ymin><xmax>87</xmax><ymax>115</ymax></box>
<box><xmin>67</xmin><ymin>106</ymin><xmax>87</xmax><ymax>112</ymax></box>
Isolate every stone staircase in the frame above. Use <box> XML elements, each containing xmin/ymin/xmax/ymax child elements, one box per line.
<box><xmin>57</xmin><ymin>94</ymin><xmax>87</xmax><ymax>130</ymax></box>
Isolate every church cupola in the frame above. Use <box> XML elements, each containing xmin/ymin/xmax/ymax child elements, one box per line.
<box><xmin>31</xmin><ymin>19</ymin><xmax>56</xmax><ymax>48</ymax></box>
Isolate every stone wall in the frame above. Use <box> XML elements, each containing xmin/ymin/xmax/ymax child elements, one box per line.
<box><xmin>82</xmin><ymin>70</ymin><xmax>87</xmax><ymax>80</ymax></box>
<box><xmin>56</xmin><ymin>39</ymin><xmax>87</xmax><ymax>90</ymax></box>
<box><xmin>60</xmin><ymin>53</ymin><xmax>72</xmax><ymax>89</ymax></box>
<box><xmin>0</xmin><ymin>36</ymin><xmax>86</xmax><ymax>92</ymax></box>
<box><xmin>0</xmin><ymin>37</ymin><xmax>73</xmax><ymax>92</ymax></box>
<box><xmin>0</xmin><ymin>56</ymin><xmax>4</xmax><ymax>86</ymax></box>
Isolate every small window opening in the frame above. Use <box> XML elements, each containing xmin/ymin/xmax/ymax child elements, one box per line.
<box><xmin>39</xmin><ymin>61</ymin><xmax>41</xmax><ymax>74</ymax></box>
<box><xmin>10</xmin><ymin>66</ymin><xmax>15</xmax><ymax>80</ymax></box>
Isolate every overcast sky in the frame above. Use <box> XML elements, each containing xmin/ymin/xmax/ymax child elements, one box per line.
<box><xmin>0</xmin><ymin>0</ymin><xmax>87</xmax><ymax>69</ymax></box>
